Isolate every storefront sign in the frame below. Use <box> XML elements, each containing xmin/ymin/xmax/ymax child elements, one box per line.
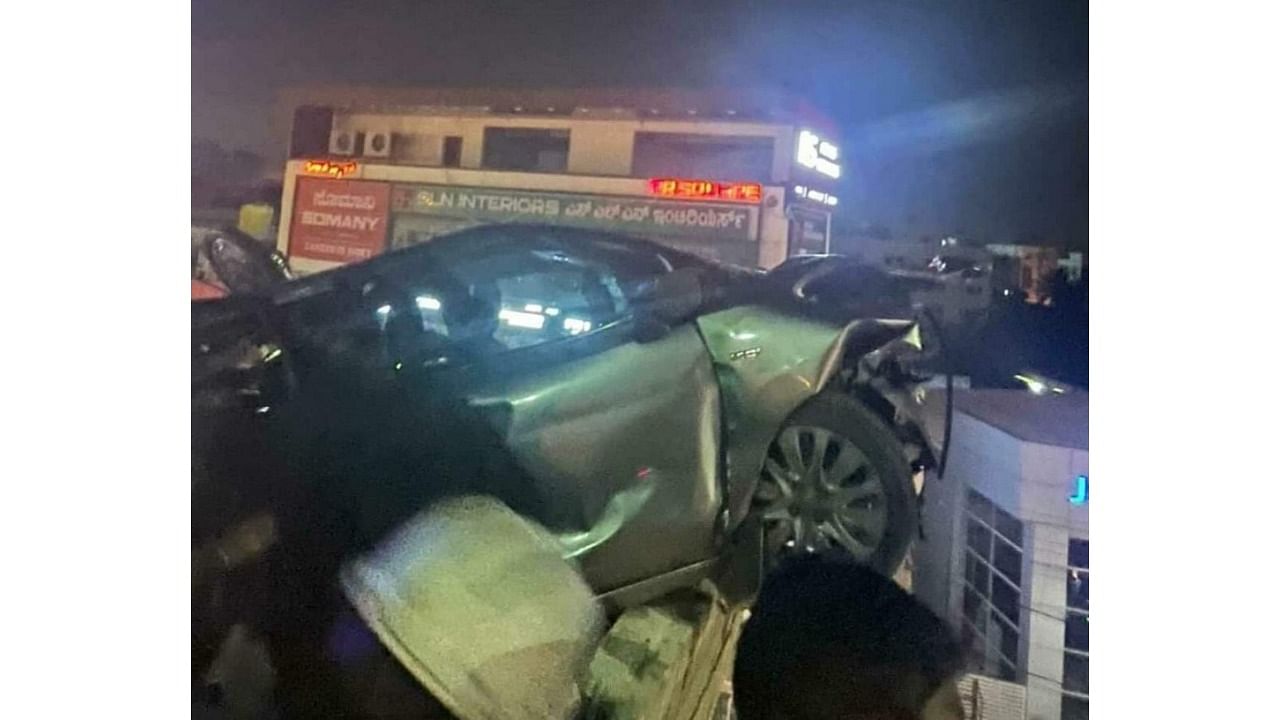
<box><xmin>1068</xmin><ymin>475</ymin><xmax>1089</xmax><ymax>505</ymax></box>
<box><xmin>793</xmin><ymin>184</ymin><xmax>839</xmax><ymax>207</ymax></box>
<box><xmin>391</xmin><ymin>184</ymin><xmax>755</xmax><ymax>242</ymax></box>
<box><xmin>796</xmin><ymin>130</ymin><xmax>841</xmax><ymax>179</ymax></box>
<box><xmin>302</xmin><ymin>159</ymin><xmax>359</xmax><ymax>179</ymax></box>
<box><xmin>289</xmin><ymin>177</ymin><xmax>391</xmax><ymax>263</ymax></box>
<box><xmin>648</xmin><ymin>178</ymin><xmax>762</xmax><ymax>204</ymax></box>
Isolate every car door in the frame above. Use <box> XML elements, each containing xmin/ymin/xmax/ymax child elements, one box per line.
<box><xmin>377</xmin><ymin>225</ymin><xmax>725</xmax><ymax>593</ymax></box>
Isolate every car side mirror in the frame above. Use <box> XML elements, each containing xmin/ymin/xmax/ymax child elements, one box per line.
<box><xmin>204</xmin><ymin>228</ymin><xmax>293</xmax><ymax>296</ymax></box>
<box><xmin>633</xmin><ymin>268</ymin><xmax>704</xmax><ymax>342</ymax></box>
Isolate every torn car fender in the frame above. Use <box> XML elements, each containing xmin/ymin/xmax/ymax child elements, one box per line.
<box><xmin>695</xmin><ymin>306</ymin><xmax>897</xmax><ymax>527</ymax></box>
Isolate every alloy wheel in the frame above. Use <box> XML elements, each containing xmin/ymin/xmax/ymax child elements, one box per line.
<box><xmin>754</xmin><ymin>424</ymin><xmax>889</xmax><ymax>563</ymax></box>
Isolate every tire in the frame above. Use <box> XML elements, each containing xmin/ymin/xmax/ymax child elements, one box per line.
<box><xmin>752</xmin><ymin>392</ymin><xmax>917</xmax><ymax>576</ymax></box>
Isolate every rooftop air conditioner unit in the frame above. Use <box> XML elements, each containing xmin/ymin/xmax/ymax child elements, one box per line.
<box><xmin>329</xmin><ymin>129</ymin><xmax>358</xmax><ymax>156</ymax></box>
<box><xmin>364</xmin><ymin>129</ymin><xmax>393</xmax><ymax>158</ymax></box>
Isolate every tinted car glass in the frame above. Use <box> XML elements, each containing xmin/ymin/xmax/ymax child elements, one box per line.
<box><xmin>378</xmin><ymin>226</ymin><xmax>679</xmax><ymax>357</ymax></box>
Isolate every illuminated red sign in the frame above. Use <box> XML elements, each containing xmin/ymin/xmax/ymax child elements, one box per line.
<box><xmin>648</xmin><ymin>178</ymin><xmax>762</xmax><ymax>204</ymax></box>
<box><xmin>302</xmin><ymin>159</ymin><xmax>359</xmax><ymax>179</ymax></box>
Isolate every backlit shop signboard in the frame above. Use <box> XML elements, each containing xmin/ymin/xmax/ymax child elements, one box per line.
<box><xmin>793</xmin><ymin>184</ymin><xmax>838</xmax><ymax>208</ymax></box>
<box><xmin>795</xmin><ymin>129</ymin><xmax>841</xmax><ymax>179</ymax></box>
<box><xmin>647</xmin><ymin>178</ymin><xmax>763</xmax><ymax>204</ymax></box>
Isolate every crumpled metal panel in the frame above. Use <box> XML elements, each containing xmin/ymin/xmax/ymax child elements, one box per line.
<box><xmin>341</xmin><ymin>496</ymin><xmax>605</xmax><ymax>720</ymax></box>
<box><xmin>465</xmin><ymin>322</ymin><xmax>723</xmax><ymax>593</ymax></box>
<box><xmin>695</xmin><ymin>305</ymin><xmax>861</xmax><ymax>525</ymax></box>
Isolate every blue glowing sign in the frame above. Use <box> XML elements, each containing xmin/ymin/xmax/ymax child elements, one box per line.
<box><xmin>1068</xmin><ymin>475</ymin><xmax>1089</xmax><ymax>505</ymax></box>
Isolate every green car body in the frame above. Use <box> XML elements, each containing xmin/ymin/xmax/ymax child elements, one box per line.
<box><xmin>192</xmin><ymin>224</ymin><xmax>936</xmax><ymax>613</ymax></box>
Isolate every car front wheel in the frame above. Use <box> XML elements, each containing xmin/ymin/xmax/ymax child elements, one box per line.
<box><xmin>752</xmin><ymin>392</ymin><xmax>918</xmax><ymax>575</ymax></box>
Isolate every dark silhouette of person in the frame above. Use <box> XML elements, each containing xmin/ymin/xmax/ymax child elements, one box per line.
<box><xmin>734</xmin><ymin>554</ymin><xmax>966</xmax><ymax>720</ymax></box>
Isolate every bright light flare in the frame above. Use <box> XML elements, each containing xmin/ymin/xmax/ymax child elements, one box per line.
<box><xmin>563</xmin><ymin>317</ymin><xmax>592</xmax><ymax>334</ymax></box>
<box><xmin>499</xmin><ymin>309</ymin><xmax>546</xmax><ymax>329</ymax></box>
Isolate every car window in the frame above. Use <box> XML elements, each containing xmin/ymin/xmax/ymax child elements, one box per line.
<box><xmin>275</xmin><ymin>227</ymin><xmax>685</xmax><ymax>372</ymax></box>
<box><xmin>805</xmin><ymin>263</ymin><xmax>914</xmax><ymax>310</ymax></box>
<box><xmin>439</xmin><ymin>243</ymin><xmax>632</xmax><ymax>351</ymax></box>
<box><xmin>369</xmin><ymin>226</ymin><xmax>681</xmax><ymax>359</ymax></box>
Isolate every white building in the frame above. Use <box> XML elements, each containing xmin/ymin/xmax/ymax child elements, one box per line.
<box><xmin>915</xmin><ymin>390</ymin><xmax>1089</xmax><ymax>720</ymax></box>
<box><xmin>271</xmin><ymin>87</ymin><xmax>845</xmax><ymax>275</ymax></box>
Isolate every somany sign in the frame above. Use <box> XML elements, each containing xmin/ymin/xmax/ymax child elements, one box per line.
<box><xmin>289</xmin><ymin>177</ymin><xmax>391</xmax><ymax>263</ymax></box>
<box><xmin>390</xmin><ymin>183</ymin><xmax>756</xmax><ymax>242</ymax></box>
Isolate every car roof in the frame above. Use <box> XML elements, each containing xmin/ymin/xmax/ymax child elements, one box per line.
<box><xmin>274</xmin><ymin>223</ymin><xmax>730</xmax><ymax>304</ymax></box>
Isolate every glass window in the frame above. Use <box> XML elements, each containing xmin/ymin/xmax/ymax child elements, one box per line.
<box><xmin>1069</xmin><ymin>538</ymin><xmax>1090</xmax><ymax>569</ymax></box>
<box><xmin>482</xmin><ymin>127</ymin><xmax>569</xmax><ymax>172</ymax></box>
<box><xmin>1063</xmin><ymin>652</ymin><xmax>1089</xmax><ymax>694</ymax></box>
<box><xmin>442</xmin><ymin>136</ymin><xmax>462</xmax><ymax>168</ymax></box>
<box><xmin>971</xmin><ymin>553</ymin><xmax>991</xmax><ymax>599</ymax></box>
<box><xmin>995</xmin><ymin>614</ymin><xmax>1019</xmax><ymax>665</ymax></box>
<box><xmin>1061</xmin><ymin>695</ymin><xmax>1089</xmax><ymax>720</ymax></box>
<box><xmin>991</xmin><ymin>575</ymin><xmax>1019</xmax><ymax>624</ymax></box>
<box><xmin>804</xmin><ymin>264</ymin><xmax>915</xmax><ymax>315</ymax></box>
<box><xmin>994</xmin><ymin>507</ymin><xmax>1023</xmax><ymax>546</ymax></box>
<box><xmin>1065</xmin><ymin>611</ymin><xmax>1089</xmax><ymax>652</ymax></box>
<box><xmin>993</xmin><ymin>537</ymin><xmax>1022</xmax><ymax>586</ymax></box>
<box><xmin>966</xmin><ymin>489</ymin><xmax>995</xmax><ymax>524</ymax></box>
<box><xmin>998</xmin><ymin>660</ymin><xmax>1017</xmax><ymax>682</ymax></box>
<box><xmin>390</xmin><ymin>213</ymin><xmax>483</xmax><ymax>251</ymax></box>
<box><xmin>963</xmin><ymin>487</ymin><xmax>1024</xmax><ymax>682</ymax></box>
<box><xmin>963</xmin><ymin>586</ymin><xmax>981</xmax><ymax>625</ymax></box>
<box><xmin>788</xmin><ymin>212</ymin><xmax>829</xmax><ymax>257</ymax></box>
<box><xmin>1067</xmin><ymin>569</ymin><xmax>1089</xmax><ymax>612</ymax></box>
<box><xmin>277</xmin><ymin>261</ymin><xmax>460</xmax><ymax>374</ymax></box>
<box><xmin>1062</xmin><ymin>538</ymin><xmax>1090</xmax><ymax>707</ymax></box>
<box><xmin>440</xmin><ymin>248</ymin><xmax>629</xmax><ymax>351</ymax></box>
<box><xmin>399</xmin><ymin>226</ymin><xmax>677</xmax><ymax>357</ymax></box>
<box><xmin>972</xmin><ymin>607</ymin><xmax>987</xmax><ymax>635</ymax></box>
<box><xmin>966</xmin><ymin>522</ymin><xmax>992</xmax><ymax>557</ymax></box>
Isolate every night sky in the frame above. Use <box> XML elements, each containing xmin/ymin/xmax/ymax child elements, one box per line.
<box><xmin>193</xmin><ymin>0</ymin><xmax>1087</xmax><ymax>248</ymax></box>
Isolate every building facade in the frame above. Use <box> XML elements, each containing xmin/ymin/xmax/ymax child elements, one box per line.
<box><xmin>273</xmin><ymin>87</ymin><xmax>844</xmax><ymax>275</ymax></box>
<box><xmin>914</xmin><ymin>390</ymin><xmax>1089</xmax><ymax>720</ymax></box>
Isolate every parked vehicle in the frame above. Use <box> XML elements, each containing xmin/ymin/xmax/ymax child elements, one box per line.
<box><xmin>768</xmin><ymin>254</ymin><xmax>958</xmax><ymax>372</ymax></box>
<box><xmin>192</xmin><ymin>226</ymin><xmax>293</xmax><ymax>300</ymax></box>
<box><xmin>769</xmin><ymin>254</ymin><xmax>931</xmax><ymax>318</ymax></box>
<box><xmin>192</xmin><ymin>224</ymin><xmax>938</xmax><ymax>643</ymax></box>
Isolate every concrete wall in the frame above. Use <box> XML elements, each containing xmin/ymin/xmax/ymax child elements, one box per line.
<box><xmin>953</xmin><ymin>414</ymin><xmax>1028</xmax><ymax>517</ymax></box>
<box><xmin>333</xmin><ymin>112</ymin><xmax>795</xmax><ymax>181</ymax></box>
<box><xmin>912</xmin><ymin>409</ymin><xmax>1088</xmax><ymax>720</ymax></box>
<box><xmin>1018</xmin><ymin>443</ymin><xmax>1087</xmax><ymax>720</ymax></box>
<box><xmin>757</xmin><ymin>187</ymin><xmax>791</xmax><ymax>268</ymax></box>
<box><xmin>1018</xmin><ymin>443</ymin><xmax>1089</xmax><ymax>536</ymax></box>
<box><xmin>1023</xmin><ymin>522</ymin><xmax>1069</xmax><ymax>720</ymax></box>
<box><xmin>912</xmin><ymin>464</ymin><xmax>964</xmax><ymax>627</ymax></box>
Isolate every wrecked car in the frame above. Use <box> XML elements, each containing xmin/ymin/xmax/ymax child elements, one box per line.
<box><xmin>192</xmin><ymin>224</ymin><xmax>940</xmax><ymax>624</ymax></box>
